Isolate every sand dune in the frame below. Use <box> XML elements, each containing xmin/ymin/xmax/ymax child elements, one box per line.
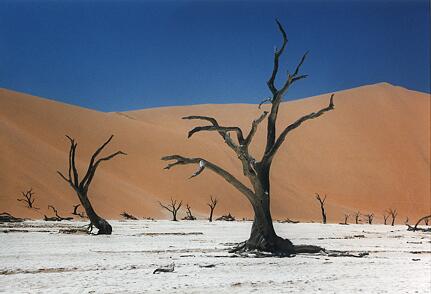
<box><xmin>0</xmin><ymin>83</ymin><xmax>429</xmax><ymax>223</ymax></box>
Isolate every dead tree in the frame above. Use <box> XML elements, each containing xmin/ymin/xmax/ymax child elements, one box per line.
<box><xmin>17</xmin><ymin>188</ymin><xmax>39</xmax><ymax>209</ymax></box>
<box><xmin>44</xmin><ymin>205</ymin><xmax>73</xmax><ymax>221</ymax></box>
<box><xmin>315</xmin><ymin>193</ymin><xmax>327</xmax><ymax>224</ymax></box>
<box><xmin>162</xmin><ymin>20</ymin><xmax>334</xmax><ymax>256</ymax></box>
<box><xmin>183</xmin><ymin>204</ymin><xmax>196</xmax><ymax>220</ymax></box>
<box><xmin>207</xmin><ymin>196</ymin><xmax>218</xmax><ymax>222</ymax></box>
<box><xmin>341</xmin><ymin>214</ymin><xmax>349</xmax><ymax>225</ymax></box>
<box><xmin>354</xmin><ymin>211</ymin><xmax>361</xmax><ymax>224</ymax></box>
<box><xmin>383</xmin><ymin>213</ymin><xmax>389</xmax><ymax>225</ymax></box>
<box><xmin>216</xmin><ymin>213</ymin><xmax>236</xmax><ymax>221</ymax></box>
<box><xmin>57</xmin><ymin>135</ymin><xmax>126</xmax><ymax>234</ymax></box>
<box><xmin>407</xmin><ymin>215</ymin><xmax>431</xmax><ymax>232</ymax></box>
<box><xmin>121</xmin><ymin>211</ymin><xmax>138</xmax><ymax>220</ymax></box>
<box><xmin>364</xmin><ymin>213</ymin><xmax>374</xmax><ymax>224</ymax></box>
<box><xmin>158</xmin><ymin>198</ymin><xmax>182</xmax><ymax>221</ymax></box>
<box><xmin>387</xmin><ymin>209</ymin><xmax>397</xmax><ymax>226</ymax></box>
<box><xmin>71</xmin><ymin>204</ymin><xmax>85</xmax><ymax>218</ymax></box>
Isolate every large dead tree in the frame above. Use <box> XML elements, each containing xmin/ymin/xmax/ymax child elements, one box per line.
<box><xmin>315</xmin><ymin>193</ymin><xmax>327</xmax><ymax>224</ymax></box>
<box><xmin>57</xmin><ymin>135</ymin><xmax>126</xmax><ymax>234</ymax></box>
<box><xmin>162</xmin><ymin>20</ymin><xmax>334</xmax><ymax>255</ymax></box>
<box><xmin>158</xmin><ymin>198</ymin><xmax>182</xmax><ymax>221</ymax></box>
<box><xmin>17</xmin><ymin>188</ymin><xmax>38</xmax><ymax>209</ymax></box>
<box><xmin>207</xmin><ymin>196</ymin><xmax>218</xmax><ymax>222</ymax></box>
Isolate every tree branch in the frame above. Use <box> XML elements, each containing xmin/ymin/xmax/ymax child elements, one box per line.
<box><xmin>267</xmin><ymin>19</ymin><xmax>288</xmax><ymax>95</ymax></box>
<box><xmin>162</xmin><ymin>155</ymin><xmax>255</xmax><ymax>203</ymax></box>
<box><xmin>264</xmin><ymin>94</ymin><xmax>334</xmax><ymax>162</ymax></box>
<box><xmin>245</xmin><ymin>111</ymin><xmax>268</xmax><ymax>146</ymax></box>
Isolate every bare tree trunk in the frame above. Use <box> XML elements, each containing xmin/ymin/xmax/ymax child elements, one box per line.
<box><xmin>315</xmin><ymin>193</ymin><xmax>327</xmax><ymax>224</ymax></box>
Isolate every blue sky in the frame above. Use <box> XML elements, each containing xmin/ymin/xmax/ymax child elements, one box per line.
<box><xmin>0</xmin><ymin>0</ymin><xmax>429</xmax><ymax>111</ymax></box>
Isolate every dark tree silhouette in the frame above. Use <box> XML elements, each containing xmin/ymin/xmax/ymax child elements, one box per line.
<box><xmin>17</xmin><ymin>188</ymin><xmax>38</xmax><ymax>209</ymax></box>
<box><xmin>383</xmin><ymin>213</ymin><xmax>389</xmax><ymax>225</ymax></box>
<box><xmin>71</xmin><ymin>204</ymin><xmax>85</xmax><ymax>218</ymax></box>
<box><xmin>342</xmin><ymin>214</ymin><xmax>349</xmax><ymax>225</ymax></box>
<box><xmin>183</xmin><ymin>204</ymin><xmax>196</xmax><ymax>220</ymax></box>
<box><xmin>365</xmin><ymin>213</ymin><xmax>374</xmax><ymax>224</ymax></box>
<box><xmin>57</xmin><ymin>135</ymin><xmax>126</xmax><ymax>234</ymax></box>
<box><xmin>407</xmin><ymin>215</ymin><xmax>431</xmax><ymax>232</ymax></box>
<box><xmin>387</xmin><ymin>209</ymin><xmax>398</xmax><ymax>226</ymax></box>
<box><xmin>354</xmin><ymin>211</ymin><xmax>361</xmax><ymax>224</ymax></box>
<box><xmin>44</xmin><ymin>205</ymin><xmax>73</xmax><ymax>221</ymax></box>
<box><xmin>162</xmin><ymin>20</ymin><xmax>334</xmax><ymax>255</ymax></box>
<box><xmin>315</xmin><ymin>193</ymin><xmax>327</xmax><ymax>224</ymax></box>
<box><xmin>158</xmin><ymin>198</ymin><xmax>182</xmax><ymax>221</ymax></box>
<box><xmin>207</xmin><ymin>196</ymin><xmax>218</xmax><ymax>222</ymax></box>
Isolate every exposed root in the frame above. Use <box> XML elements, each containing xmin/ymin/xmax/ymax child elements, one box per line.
<box><xmin>229</xmin><ymin>239</ymin><xmax>369</xmax><ymax>258</ymax></box>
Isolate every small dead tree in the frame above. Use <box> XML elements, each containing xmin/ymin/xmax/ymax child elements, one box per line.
<box><xmin>387</xmin><ymin>209</ymin><xmax>398</xmax><ymax>226</ymax></box>
<box><xmin>71</xmin><ymin>204</ymin><xmax>85</xmax><ymax>218</ymax></box>
<box><xmin>341</xmin><ymin>214</ymin><xmax>349</xmax><ymax>225</ymax></box>
<box><xmin>407</xmin><ymin>215</ymin><xmax>431</xmax><ymax>232</ymax></box>
<box><xmin>354</xmin><ymin>211</ymin><xmax>361</xmax><ymax>224</ymax></box>
<box><xmin>216</xmin><ymin>213</ymin><xmax>236</xmax><ymax>221</ymax></box>
<box><xmin>315</xmin><ymin>193</ymin><xmax>327</xmax><ymax>224</ymax></box>
<box><xmin>44</xmin><ymin>205</ymin><xmax>73</xmax><ymax>221</ymax></box>
<box><xmin>162</xmin><ymin>20</ymin><xmax>334</xmax><ymax>255</ymax></box>
<box><xmin>158</xmin><ymin>198</ymin><xmax>182</xmax><ymax>221</ymax></box>
<box><xmin>365</xmin><ymin>213</ymin><xmax>374</xmax><ymax>224</ymax></box>
<box><xmin>17</xmin><ymin>188</ymin><xmax>38</xmax><ymax>209</ymax></box>
<box><xmin>57</xmin><ymin>135</ymin><xmax>126</xmax><ymax>234</ymax></box>
<box><xmin>183</xmin><ymin>204</ymin><xmax>196</xmax><ymax>220</ymax></box>
<box><xmin>383</xmin><ymin>213</ymin><xmax>389</xmax><ymax>225</ymax></box>
<box><xmin>207</xmin><ymin>196</ymin><xmax>218</xmax><ymax>222</ymax></box>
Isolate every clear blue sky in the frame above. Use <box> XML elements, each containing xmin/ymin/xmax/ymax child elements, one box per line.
<box><xmin>0</xmin><ymin>0</ymin><xmax>429</xmax><ymax>111</ymax></box>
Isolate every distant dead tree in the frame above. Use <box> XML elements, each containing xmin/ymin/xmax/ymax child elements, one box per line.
<box><xmin>364</xmin><ymin>213</ymin><xmax>374</xmax><ymax>224</ymax></box>
<box><xmin>407</xmin><ymin>215</ymin><xmax>431</xmax><ymax>232</ymax></box>
<box><xmin>162</xmin><ymin>20</ymin><xmax>334</xmax><ymax>255</ymax></box>
<box><xmin>341</xmin><ymin>214</ymin><xmax>349</xmax><ymax>225</ymax></box>
<box><xmin>216</xmin><ymin>213</ymin><xmax>236</xmax><ymax>221</ymax></box>
<box><xmin>17</xmin><ymin>188</ymin><xmax>39</xmax><ymax>209</ymax></box>
<box><xmin>183</xmin><ymin>204</ymin><xmax>196</xmax><ymax>220</ymax></box>
<box><xmin>315</xmin><ymin>193</ymin><xmax>327</xmax><ymax>224</ymax></box>
<box><xmin>121</xmin><ymin>211</ymin><xmax>138</xmax><ymax>220</ymax></box>
<box><xmin>158</xmin><ymin>198</ymin><xmax>182</xmax><ymax>221</ymax></box>
<box><xmin>71</xmin><ymin>204</ymin><xmax>85</xmax><ymax>218</ymax></box>
<box><xmin>207</xmin><ymin>196</ymin><xmax>218</xmax><ymax>222</ymax></box>
<box><xmin>57</xmin><ymin>135</ymin><xmax>126</xmax><ymax>234</ymax></box>
<box><xmin>44</xmin><ymin>205</ymin><xmax>73</xmax><ymax>221</ymax></box>
<box><xmin>387</xmin><ymin>209</ymin><xmax>398</xmax><ymax>226</ymax></box>
<box><xmin>383</xmin><ymin>213</ymin><xmax>389</xmax><ymax>225</ymax></box>
<box><xmin>354</xmin><ymin>211</ymin><xmax>361</xmax><ymax>224</ymax></box>
<box><xmin>404</xmin><ymin>217</ymin><xmax>409</xmax><ymax>224</ymax></box>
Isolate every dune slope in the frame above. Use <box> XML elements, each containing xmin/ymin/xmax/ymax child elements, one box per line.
<box><xmin>0</xmin><ymin>83</ymin><xmax>429</xmax><ymax>223</ymax></box>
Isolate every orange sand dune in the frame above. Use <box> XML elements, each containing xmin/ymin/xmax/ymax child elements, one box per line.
<box><xmin>0</xmin><ymin>83</ymin><xmax>429</xmax><ymax>223</ymax></box>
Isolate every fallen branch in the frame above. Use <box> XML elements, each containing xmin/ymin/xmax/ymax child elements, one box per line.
<box><xmin>153</xmin><ymin>263</ymin><xmax>175</xmax><ymax>274</ymax></box>
<box><xmin>44</xmin><ymin>205</ymin><xmax>73</xmax><ymax>221</ymax></box>
<box><xmin>216</xmin><ymin>213</ymin><xmax>235</xmax><ymax>221</ymax></box>
<box><xmin>0</xmin><ymin>212</ymin><xmax>24</xmax><ymax>223</ymax></box>
<box><xmin>121</xmin><ymin>211</ymin><xmax>138</xmax><ymax>220</ymax></box>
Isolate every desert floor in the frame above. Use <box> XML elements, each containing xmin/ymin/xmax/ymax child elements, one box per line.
<box><xmin>1</xmin><ymin>220</ymin><xmax>430</xmax><ymax>293</ymax></box>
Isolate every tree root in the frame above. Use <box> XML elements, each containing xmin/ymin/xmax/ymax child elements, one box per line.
<box><xmin>229</xmin><ymin>240</ymin><xmax>369</xmax><ymax>258</ymax></box>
